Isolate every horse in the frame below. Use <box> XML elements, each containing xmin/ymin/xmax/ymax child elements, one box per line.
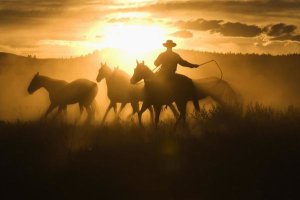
<box><xmin>193</xmin><ymin>77</ymin><xmax>241</xmax><ymax>109</ymax></box>
<box><xmin>130</xmin><ymin>61</ymin><xmax>241</xmax><ymax>127</ymax></box>
<box><xmin>96</xmin><ymin>63</ymin><xmax>179</xmax><ymax>124</ymax></box>
<box><xmin>28</xmin><ymin>72</ymin><xmax>98</xmax><ymax>121</ymax></box>
<box><xmin>96</xmin><ymin>63</ymin><xmax>147</xmax><ymax>123</ymax></box>
<box><xmin>130</xmin><ymin>60</ymin><xmax>200</xmax><ymax>127</ymax></box>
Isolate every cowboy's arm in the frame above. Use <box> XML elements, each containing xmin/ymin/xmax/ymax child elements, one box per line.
<box><xmin>154</xmin><ymin>54</ymin><xmax>162</xmax><ymax>67</ymax></box>
<box><xmin>178</xmin><ymin>56</ymin><xmax>199</xmax><ymax>68</ymax></box>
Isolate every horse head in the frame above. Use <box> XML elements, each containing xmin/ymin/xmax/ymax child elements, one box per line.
<box><xmin>97</xmin><ymin>62</ymin><xmax>112</xmax><ymax>82</ymax></box>
<box><xmin>28</xmin><ymin>72</ymin><xmax>41</xmax><ymax>94</ymax></box>
<box><xmin>130</xmin><ymin>60</ymin><xmax>148</xmax><ymax>84</ymax></box>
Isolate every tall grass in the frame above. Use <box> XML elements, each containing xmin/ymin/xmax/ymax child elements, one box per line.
<box><xmin>0</xmin><ymin>104</ymin><xmax>300</xmax><ymax>199</ymax></box>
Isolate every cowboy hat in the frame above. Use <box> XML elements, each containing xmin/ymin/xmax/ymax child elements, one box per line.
<box><xmin>163</xmin><ymin>40</ymin><xmax>176</xmax><ymax>48</ymax></box>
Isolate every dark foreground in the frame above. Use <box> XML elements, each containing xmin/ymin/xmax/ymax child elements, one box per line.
<box><xmin>1</xmin><ymin>105</ymin><xmax>300</xmax><ymax>200</ymax></box>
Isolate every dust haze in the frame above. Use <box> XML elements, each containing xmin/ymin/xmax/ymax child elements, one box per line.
<box><xmin>0</xmin><ymin>49</ymin><xmax>299</xmax><ymax>122</ymax></box>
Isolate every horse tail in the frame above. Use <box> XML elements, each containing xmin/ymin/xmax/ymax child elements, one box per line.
<box><xmin>86</xmin><ymin>83</ymin><xmax>99</xmax><ymax>120</ymax></box>
<box><xmin>91</xmin><ymin>82</ymin><xmax>98</xmax><ymax>99</ymax></box>
<box><xmin>91</xmin><ymin>99</ymin><xmax>100</xmax><ymax>115</ymax></box>
<box><xmin>90</xmin><ymin>83</ymin><xmax>98</xmax><ymax>110</ymax></box>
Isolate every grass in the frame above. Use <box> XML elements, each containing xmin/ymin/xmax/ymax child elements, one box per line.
<box><xmin>0</xmin><ymin>105</ymin><xmax>300</xmax><ymax>199</ymax></box>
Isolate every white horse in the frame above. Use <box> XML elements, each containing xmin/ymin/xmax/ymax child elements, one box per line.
<box><xmin>28</xmin><ymin>72</ymin><xmax>98</xmax><ymax>121</ymax></box>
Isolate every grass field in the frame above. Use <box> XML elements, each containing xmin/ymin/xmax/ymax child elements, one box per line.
<box><xmin>1</xmin><ymin>105</ymin><xmax>300</xmax><ymax>199</ymax></box>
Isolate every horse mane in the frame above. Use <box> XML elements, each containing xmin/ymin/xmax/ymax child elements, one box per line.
<box><xmin>39</xmin><ymin>75</ymin><xmax>68</xmax><ymax>85</ymax></box>
<box><xmin>142</xmin><ymin>64</ymin><xmax>153</xmax><ymax>73</ymax></box>
<box><xmin>112</xmin><ymin>68</ymin><xmax>130</xmax><ymax>80</ymax></box>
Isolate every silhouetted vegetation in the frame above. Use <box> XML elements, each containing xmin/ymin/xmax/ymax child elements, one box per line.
<box><xmin>1</xmin><ymin>105</ymin><xmax>300</xmax><ymax>199</ymax></box>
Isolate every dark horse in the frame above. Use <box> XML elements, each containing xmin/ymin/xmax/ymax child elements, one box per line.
<box><xmin>130</xmin><ymin>60</ymin><xmax>200</xmax><ymax>127</ymax></box>
<box><xmin>28</xmin><ymin>72</ymin><xmax>98</xmax><ymax>120</ymax></box>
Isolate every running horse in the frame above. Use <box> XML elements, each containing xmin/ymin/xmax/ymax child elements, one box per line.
<box><xmin>28</xmin><ymin>72</ymin><xmax>98</xmax><ymax>120</ymax></box>
<box><xmin>130</xmin><ymin>61</ymin><xmax>240</xmax><ymax>127</ymax></box>
<box><xmin>96</xmin><ymin>63</ymin><xmax>179</xmax><ymax>123</ymax></box>
<box><xmin>131</xmin><ymin>60</ymin><xmax>200</xmax><ymax>127</ymax></box>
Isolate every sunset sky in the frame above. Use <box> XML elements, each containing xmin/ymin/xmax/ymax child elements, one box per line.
<box><xmin>1</xmin><ymin>0</ymin><xmax>300</xmax><ymax>58</ymax></box>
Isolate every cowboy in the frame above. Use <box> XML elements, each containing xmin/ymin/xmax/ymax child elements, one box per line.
<box><xmin>154</xmin><ymin>40</ymin><xmax>199</xmax><ymax>78</ymax></box>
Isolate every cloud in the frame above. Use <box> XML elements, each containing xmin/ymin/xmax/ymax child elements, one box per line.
<box><xmin>107</xmin><ymin>17</ymin><xmax>158</xmax><ymax>24</ymax></box>
<box><xmin>0</xmin><ymin>9</ymin><xmax>57</xmax><ymax>26</ymax></box>
<box><xmin>0</xmin><ymin>39</ymin><xmax>40</xmax><ymax>49</ymax></box>
<box><xmin>216</xmin><ymin>22</ymin><xmax>262</xmax><ymax>37</ymax></box>
<box><xmin>169</xmin><ymin>30</ymin><xmax>193</xmax><ymax>38</ymax></box>
<box><xmin>108</xmin><ymin>18</ymin><xmax>131</xmax><ymax>23</ymax></box>
<box><xmin>175</xmin><ymin>19</ymin><xmax>263</xmax><ymax>37</ymax></box>
<box><xmin>0</xmin><ymin>0</ymin><xmax>113</xmax><ymax>27</ymax></box>
<box><xmin>271</xmin><ymin>34</ymin><xmax>300</xmax><ymax>42</ymax></box>
<box><xmin>264</xmin><ymin>23</ymin><xmax>297</xmax><ymax>37</ymax></box>
<box><xmin>119</xmin><ymin>0</ymin><xmax>300</xmax><ymax>19</ymax></box>
<box><xmin>175</xmin><ymin>18</ymin><xmax>300</xmax><ymax>40</ymax></box>
<box><xmin>176</xmin><ymin>19</ymin><xmax>222</xmax><ymax>31</ymax></box>
<box><xmin>262</xmin><ymin>23</ymin><xmax>300</xmax><ymax>42</ymax></box>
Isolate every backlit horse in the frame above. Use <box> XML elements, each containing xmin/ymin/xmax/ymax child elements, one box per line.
<box><xmin>193</xmin><ymin>77</ymin><xmax>241</xmax><ymax>108</ymax></box>
<box><xmin>96</xmin><ymin>63</ymin><xmax>179</xmax><ymax>123</ymax></box>
<box><xmin>28</xmin><ymin>72</ymin><xmax>98</xmax><ymax>120</ymax></box>
<box><xmin>130</xmin><ymin>61</ymin><xmax>240</xmax><ymax>127</ymax></box>
<box><xmin>130</xmin><ymin>60</ymin><xmax>200</xmax><ymax>127</ymax></box>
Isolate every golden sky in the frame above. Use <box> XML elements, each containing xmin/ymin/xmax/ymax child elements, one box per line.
<box><xmin>1</xmin><ymin>0</ymin><xmax>300</xmax><ymax>58</ymax></box>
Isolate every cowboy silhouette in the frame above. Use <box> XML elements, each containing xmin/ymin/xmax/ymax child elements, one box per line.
<box><xmin>154</xmin><ymin>40</ymin><xmax>199</xmax><ymax>78</ymax></box>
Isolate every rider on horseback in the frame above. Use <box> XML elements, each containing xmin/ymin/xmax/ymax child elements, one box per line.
<box><xmin>154</xmin><ymin>40</ymin><xmax>199</xmax><ymax>78</ymax></box>
<box><xmin>153</xmin><ymin>40</ymin><xmax>200</xmax><ymax>113</ymax></box>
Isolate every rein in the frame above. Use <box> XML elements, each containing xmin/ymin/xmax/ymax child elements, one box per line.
<box><xmin>151</xmin><ymin>59</ymin><xmax>223</xmax><ymax>81</ymax></box>
<box><xmin>135</xmin><ymin>59</ymin><xmax>224</xmax><ymax>86</ymax></box>
<box><xmin>197</xmin><ymin>60</ymin><xmax>223</xmax><ymax>81</ymax></box>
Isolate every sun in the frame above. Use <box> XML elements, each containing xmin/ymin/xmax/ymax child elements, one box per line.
<box><xmin>89</xmin><ymin>23</ymin><xmax>168</xmax><ymax>74</ymax></box>
<box><xmin>84</xmin><ymin>21</ymin><xmax>169</xmax><ymax>74</ymax></box>
<box><xmin>102</xmin><ymin>24</ymin><xmax>167</xmax><ymax>56</ymax></box>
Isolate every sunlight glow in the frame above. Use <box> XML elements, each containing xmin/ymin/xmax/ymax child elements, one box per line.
<box><xmin>102</xmin><ymin>24</ymin><xmax>167</xmax><ymax>56</ymax></box>
<box><xmin>40</xmin><ymin>23</ymin><xmax>169</xmax><ymax>74</ymax></box>
<box><xmin>113</xmin><ymin>12</ymin><xmax>151</xmax><ymax>18</ymax></box>
<box><xmin>89</xmin><ymin>23</ymin><xmax>168</xmax><ymax>74</ymax></box>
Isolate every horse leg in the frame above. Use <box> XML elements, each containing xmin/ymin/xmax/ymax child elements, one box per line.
<box><xmin>169</xmin><ymin>103</ymin><xmax>179</xmax><ymax>119</ymax></box>
<box><xmin>85</xmin><ymin>105</ymin><xmax>93</xmax><ymax>123</ymax></box>
<box><xmin>63</xmin><ymin>105</ymin><xmax>67</xmax><ymax>117</ymax></box>
<box><xmin>117</xmin><ymin>102</ymin><xmax>126</xmax><ymax>117</ymax></box>
<box><xmin>43</xmin><ymin>103</ymin><xmax>56</xmax><ymax>119</ymax></box>
<box><xmin>126</xmin><ymin>101</ymin><xmax>139</xmax><ymax>121</ymax></box>
<box><xmin>192</xmin><ymin>86</ymin><xmax>200</xmax><ymax>112</ymax></box>
<box><xmin>75</xmin><ymin>104</ymin><xmax>84</xmax><ymax>124</ymax></box>
<box><xmin>138</xmin><ymin>102</ymin><xmax>150</xmax><ymax>127</ymax></box>
<box><xmin>60</xmin><ymin>105</ymin><xmax>67</xmax><ymax>121</ymax></box>
<box><xmin>113</xmin><ymin>103</ymin><xmax>117</xmax><ymax>114</ymax></box>
<box><xmin>52</xmin><ymin>105</ymin><xmax>64</xmax><ymax>121</ymax></box>
<box><xmin>88</xmin><ymin>103</ymin><xmax>96</xmax><ymax>121</ymax></box>
<box><xmin>174</xmin><ymin>101</ymin><xmax>187</xmax><ymax>128</ymax></box>
<box><xmin>130</xmin><ymin>101</ymin><xmax>139</xmax><ymax>115</ymax></box>
<box><xmin>91</xmin><ymin>100</ymin><xmax>99</xmax><ymax>115</ymax></box>
<box><xmin>148</xmin><ymin>106</ymin><xmax>154</xmax><ymax>124</ymax></box>
<box><xmin>79</xmin><ymin>104</ymin><xmax>84</xmax><ymax>115</ymax></box>
<box><xmin>153</xmin><ymin>105</ymin><xmax>162</xmax><ymax>128</ymax></box>
<box><xmin>102</xmin><ymin>102</ymin><xmax>114</xmax><ymax>124</ymax></box>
